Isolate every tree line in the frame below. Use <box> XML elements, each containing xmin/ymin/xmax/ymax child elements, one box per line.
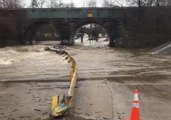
<box><xmin>126</xmin><ymin>0</ymin><xmax>171</xmax><ymax>7</ymax></box>
<box><xmin>1</xmin><ymin>0</ymin><xmax>171</xmax><ymax>9</ymax></box>
<box><xmin>0</xmin><ymin>0</ymin><xmax>75</xmax><ymax>8</ymax></box>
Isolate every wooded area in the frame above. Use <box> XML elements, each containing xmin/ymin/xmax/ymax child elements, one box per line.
<box><xmin>0</xmin><ymin>0</ymin><xmax>171</xmax><ymax>8</ymax></box>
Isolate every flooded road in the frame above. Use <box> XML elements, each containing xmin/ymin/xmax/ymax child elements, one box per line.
<box><xmin>0</xmin><ymin>44</ymin><xmax>171</xmax><ymax>120</ymax></box>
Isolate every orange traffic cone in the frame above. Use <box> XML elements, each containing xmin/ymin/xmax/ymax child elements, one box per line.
<box><xmin>130</xmin><ymin>89</ymin><xmax>140</xmax><ymax>120</ymax></box>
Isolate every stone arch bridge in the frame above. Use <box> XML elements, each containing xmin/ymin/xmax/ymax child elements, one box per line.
<box><xmin>1</xmin><ymin>7</ymin><xmax>171</xmax><ymax>47</ymax></box>
<box><xmin>0</xmin><ymin>8</ymin><xmax>125</xmax><ymax>46</ymax></box>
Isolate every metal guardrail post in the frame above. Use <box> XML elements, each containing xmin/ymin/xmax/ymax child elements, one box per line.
<box><xmin>45</xmin><ymin>47</ymin><xmax>78</xmax><ymax>117</ymax></box>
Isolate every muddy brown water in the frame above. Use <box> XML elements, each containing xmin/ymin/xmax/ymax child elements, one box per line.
<box><xmin>0</xmin><ymin>44</ymin><xmax>171</xmax><ymax>120</ymax></box>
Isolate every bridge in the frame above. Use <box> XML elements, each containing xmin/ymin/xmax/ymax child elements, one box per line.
<box><xmin>0</xmin><ymin>7</ymin><xmax>126</xmax><ymax>46</ymax></box>
<box><xmin>0</xmin><ymin>7</ymin><xmax>171</xmax><ymax>47</ymax></box>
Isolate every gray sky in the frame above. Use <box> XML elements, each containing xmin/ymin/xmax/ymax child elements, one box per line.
<box><xmin>23</xmin><ymin>0</ymin><xmax>127</xmax><ymax>7</ymax></box>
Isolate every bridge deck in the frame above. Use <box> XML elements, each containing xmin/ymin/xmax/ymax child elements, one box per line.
<box><xmin>1</xmin><ymin>7</ymin><xmax>126</xmax><ymax>19</ymax></box>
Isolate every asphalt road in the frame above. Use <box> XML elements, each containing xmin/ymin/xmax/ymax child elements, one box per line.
<box><xmin>0</xmin><ymin>44</ymin><xmax>171</xmax><ymax>120</ymax></box>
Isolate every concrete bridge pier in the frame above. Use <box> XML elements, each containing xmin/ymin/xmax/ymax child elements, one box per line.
<box><xmin>106</xmin><ymin>20</ymin><xmax>119</xmax><ymax>47</ymax></box>
<box><xmin>57</xmin><ymin>23</ymin><xmax>74</xmax><ymax>46</ymax></box>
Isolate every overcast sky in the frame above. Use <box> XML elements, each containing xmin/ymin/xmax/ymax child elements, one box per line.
<box><xmin>23</xmin><ymin>0</ymin><xmax>127</xmax><ymax>7</ymax></box>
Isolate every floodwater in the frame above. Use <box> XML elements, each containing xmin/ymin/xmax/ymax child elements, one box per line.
<box><xmin>0</xmin><ymin>41</ymin><xmax>171</xmax><ymax>120</ymax></box>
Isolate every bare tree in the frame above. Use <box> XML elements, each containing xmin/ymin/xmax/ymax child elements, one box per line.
<box><xmin>67</xmin><ymin>2</ymin><xmax>75</xmax><ymax>7</ymax></box>
<box><xmin>142</xmin><ymin>0</ymin><xmax>168</xmax><ymax>6</ymax></box>
<box><xmin>30</xmin><ymin>0</ymin><xmax>45</xmax><ymax>8</ymax></box>
<box><xmin>102</xmin><ymin>0</ymin><xmax>112</xmax><ymax>7</ymax></box>
<box><xmin>126</xmin><ymin>0</ymin><xmax>142</xmax><ymax>7</ymax></box>
<box><xmin>155</xmin><ymin>0</ymin><xmax>168</xmax><ymax>6</ymax></box>
<box><xmin>47</xmin><ymin>0</ymin><xmax>75</xmax><ymax>8</ymax></box>
<box><xmin>30</xmin><ymin>0</ymin><xmax>38</xmax><ymax>8</ymax></box>
<box><xmin>0</xmin><ymin>0</ymin><xmax>23</xmax><ymax>8</ymax></box>
<box><xmin>126</xmin><ymin>0</ymin><xmax>169</xmax><ymax>7</ymax></box>
<box><xmin>87</xmin><ymin>0</ymin><xmax>97</xmax><ymax>7</ymax></box>
<box><xmin>39</xmin><ymin>0</ymin><xmax>45</xmax><ymax>8</ymax></box>
<box><xmin>102</xmin><ymin>0</ymin><xmax>123</xmax><ymax>7</ymax></box>
<box><xmin>167</xmin><ymin>0</ymin><xmax>171</xmax><ymax>5</ymax></box>
<box><xmin>48</xmin><ymin>0</ymin><xmax>61</xmax><ymax>8</ymax></box>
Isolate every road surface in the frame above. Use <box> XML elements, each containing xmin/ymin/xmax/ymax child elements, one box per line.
<box><xmin>0</xmin><ymin>43</ymin><xmax>171</xmax><ymax>120</ymax></box>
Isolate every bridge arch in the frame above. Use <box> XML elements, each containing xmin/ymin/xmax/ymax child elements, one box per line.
<box><xmin>69</xmin><ymin>20</ymin><xmax>111</xmax><ymax>46</ymax></box>
<box><xmin>23</xmin><ymin>21</ymin><xmax>60</xmax><ymax>44</ymax></box>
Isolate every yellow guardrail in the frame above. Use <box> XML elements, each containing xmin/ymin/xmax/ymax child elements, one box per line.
<box><xmin>45</xmin><ymin>47</ymin><xmax>78</xmax><ymax>117</ymax></box>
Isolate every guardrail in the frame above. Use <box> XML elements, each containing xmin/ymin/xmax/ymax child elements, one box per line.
<box><xmin>45</xmin><ymin>47</ymin><xmax>78</xmax><ymax>117</ymax></box>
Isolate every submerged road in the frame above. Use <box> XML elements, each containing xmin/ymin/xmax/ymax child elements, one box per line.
<box><xmin>0</xmin><ymin>44</ymin><xmax>171</xmax><ymax>120</ymax></box>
